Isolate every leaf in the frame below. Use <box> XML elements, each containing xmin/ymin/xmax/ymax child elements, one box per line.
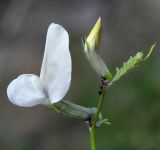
<box><xmin>110</xmin><ymin>44</ymin><xmax>156</xmax><ymax>85</ymax></box>
<box><xmin>145</xmin><ymin>43</ymin><xmax>156</xmax><ymax>60</ymax></box>
<box><xmin>96</xmin><ymin>118</ymin><xmax>111</xmax><ymax>127</ymax></box>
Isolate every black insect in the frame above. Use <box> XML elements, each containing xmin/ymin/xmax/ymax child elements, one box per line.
<box><xmin>98</xmin><ymin>76</ymin><xmax>108</xmax><ymax>95</ymax></box>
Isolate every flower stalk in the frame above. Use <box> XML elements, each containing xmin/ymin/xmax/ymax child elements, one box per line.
<box><xmin>89</xmin><ymin>87</ymin><xmax>106</xmax><ymax>150</ymax></box>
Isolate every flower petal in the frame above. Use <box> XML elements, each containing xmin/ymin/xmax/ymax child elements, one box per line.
<box><xmin>7</xmin><ymin>74</ymin><xmax>48</xmax><ymax>107</ymax></box>
<box><xmin>40</xmin><ymin>23</ymin><xmax>71</xmax><ymax>104</ymax></box>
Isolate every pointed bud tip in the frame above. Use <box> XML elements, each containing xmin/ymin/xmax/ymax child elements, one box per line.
<box><xmin>89</xmin><ymin>17</ymin><xmax>102</xmax><ymax>38</ymax></box>
<box><xmin>96</xmin><ymin>17</ymin><xmax>102</xmax><ymax>27</ymax></box>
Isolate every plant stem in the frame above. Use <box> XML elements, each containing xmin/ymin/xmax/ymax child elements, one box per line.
<box><xmin>90</xmin><ymin>127</ymin><xmax>96</xmax><ymax>150</ymax></box>
<box><xmin>89</xmin><ymin>88</ymin><xmax>106</xmax><ymax>150</ymax></box>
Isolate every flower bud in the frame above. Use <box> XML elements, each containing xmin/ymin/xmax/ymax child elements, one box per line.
<box><xmin>83</xmin><ymin>18</ymin><xmax>112</xmax><ymax>81</ymax></box>
<box><xmin>85</xmin><ymin>17</ymin><xmax>102</xmax><ymax>52</ymax></box>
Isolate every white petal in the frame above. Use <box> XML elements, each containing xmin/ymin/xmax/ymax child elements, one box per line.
<box><xmin>7</xmin><ymin>74</ymin><xmax>48</xmax><ymax>107</ymax></box>
<box><xmin>40</xmin><ymin>23</ymin><xmax>71</xmax><ymax>104</ymax></box>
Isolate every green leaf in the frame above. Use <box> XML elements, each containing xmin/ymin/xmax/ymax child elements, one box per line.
<box><xmin>145</xmin><ymin>43</ymin><xmax>156</xmax><ymax>60</ymax></box>
<box><xmin>96</xmin><ymin>117</ymin><xmax>111</xmax><ymax>127</ymax></box>
<box><xmin>110</xmin><ymin>44</ymin><xmax>156</xmax><ymax>85</ymax></box>
<box><xmin>95</xmin><ymin>113</ymin><xmax>111</xmax><ymax>127</ymax></box>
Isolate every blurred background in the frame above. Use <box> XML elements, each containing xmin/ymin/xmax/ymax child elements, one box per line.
<box><xmin>0</xmin><ymin>0</ymin><xmax>160</xmax><ymax>149</ymax></box>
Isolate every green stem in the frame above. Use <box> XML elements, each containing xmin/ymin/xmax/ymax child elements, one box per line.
<box><xmin>90</xmin><ymin>127</ymin><xmax>96</xmax><ymax>150</ymax></box>
<box><xmin>93</xmin><ymin>89</ymin><xmax>106</xmax><ymax>128</ymax></box>
<box><xmin>89</xmin><ymin>88</ymin><xmax>106</xmax><ymax>150</ymax></box>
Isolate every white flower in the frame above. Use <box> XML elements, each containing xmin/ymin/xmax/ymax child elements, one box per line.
<box><xmin>7</xmin><ymin>23</ymin><xmax>72</xmax><ymax>107</ymax></box>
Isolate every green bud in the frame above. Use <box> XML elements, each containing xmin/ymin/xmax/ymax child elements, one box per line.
<box><xmin>83</xmin><ymin>18</ymin><xmax>112</xmax><ymax>79</ymax></box>
<box><xmin>84</xmin><ymin>17</ymin><xmax>102</xmax><ymax>52</ymax></box>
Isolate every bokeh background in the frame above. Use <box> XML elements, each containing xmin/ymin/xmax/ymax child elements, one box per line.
<box><xmin>0</xmin><ymin>0</ymin><xmax>160</xmax><ymax>149</ymax></box>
